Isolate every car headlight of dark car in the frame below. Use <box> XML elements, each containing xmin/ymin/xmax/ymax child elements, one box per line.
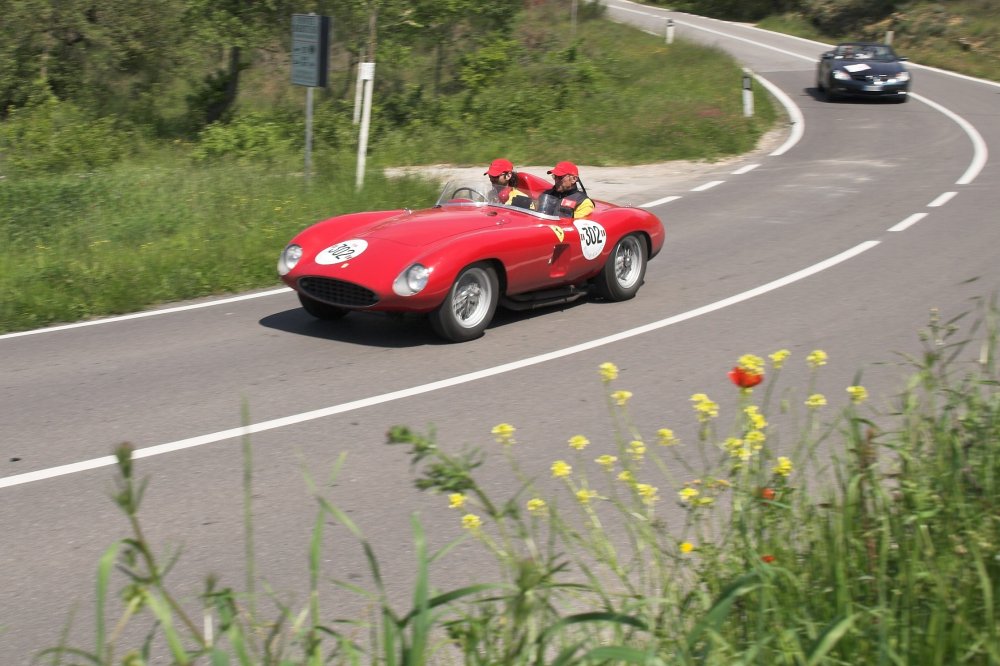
<box><xmin>891</xmin><ymin>71</ymin><xmax>910</xmax><ymax>83</ymax></box>
<box><xmin>833</xmin><ymin>69</ymin><xmax>852</xmax><ymax>81</ymax></box>
<box><xmin>278</xmin><ymin>244</ymin><xmax>303</xmax><ymax>276</ymax></box>
<box><xmin>393</xmin><ymin>264</ymin><xmax>431</xmax><ymax>296</ymax></box>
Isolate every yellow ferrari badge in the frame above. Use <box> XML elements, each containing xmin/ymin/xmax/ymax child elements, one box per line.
<box><xmin>549</xmin><ymin>225</ymin><xmax>565</xmax><ymax>243</ymax></box>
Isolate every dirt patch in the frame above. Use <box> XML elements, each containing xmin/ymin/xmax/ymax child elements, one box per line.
<box><xmin>384</xmin><ymin>127</ymin><xmax>789</xmax><ymax>204</ymax></box>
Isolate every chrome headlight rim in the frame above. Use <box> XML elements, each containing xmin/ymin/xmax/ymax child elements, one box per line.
<box><xmin>393</xmin><ymin>263</ymin><xmax>432</xmax><ymax>296</ymax></box>
<box><xmin>278</xmin><ymin>244</ymin><xmax>303</xmax><ymax>276</ymax></box>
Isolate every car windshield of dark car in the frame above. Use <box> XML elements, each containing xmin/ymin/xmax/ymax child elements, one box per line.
<box><xmin>836</xmin><ymin>44</ymin><xmax>895</xmax><ymax>61</ymax></box>
<box><xmin>435</xmin><ymin>178</ymin><xmax>559</xmax><ymax>219</ymax></box>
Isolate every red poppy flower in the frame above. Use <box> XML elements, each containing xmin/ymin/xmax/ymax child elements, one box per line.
<box><xmin>761</xmin><ymin>554</ymin><xmax>776</xmax><ymax>564</ymax></box>
<box><xmin>728</xmin><ymin>366</ymin><xmax>763</xmax><ymax>388</ymax></box>
<box><xmin>760</xmin><ymin>487</ymin><xmax>776</xmax><ymax>501</ymax></box>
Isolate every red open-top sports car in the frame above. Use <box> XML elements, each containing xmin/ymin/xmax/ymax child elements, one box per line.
<box><xmin>277</xmin><ymin>170</ymin><xmax>665</xmax><ymax>342</ymax></box>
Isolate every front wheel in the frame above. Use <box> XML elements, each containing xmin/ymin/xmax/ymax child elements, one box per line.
<box><xmin>429</xmin><ymin>263</ymin><xmax>499</xmax><ymax>342</ymax></box>
<box><xmin>298</xmin><ymin>292</ymin><xmax>349</xmax><ymax>320</ymax></box>
<box><xmin>596</xmin><ymin>234</ymin><xmax>647</xmax><ymax>301</ymax></box>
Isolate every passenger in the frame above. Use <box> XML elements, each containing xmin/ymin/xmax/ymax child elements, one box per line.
<box><xmin>484</xmin><ymin>158</ymin><xmax>528</xmax><ymax>205</ymax></box>
<box><xmin>541</xmin><ymin>161</ymin><xmax>594</xmax><ymax>219</ymax></box>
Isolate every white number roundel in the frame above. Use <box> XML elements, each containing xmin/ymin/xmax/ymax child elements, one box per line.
<box><xmin>573</xmin><ymin>220</ymin><xmax>607</xmax><ymax>260</ymax></box>
<box><xmin>316</xmin><ymin>239</ymin><xmax>368</xmax><ymax>265</ymax></box>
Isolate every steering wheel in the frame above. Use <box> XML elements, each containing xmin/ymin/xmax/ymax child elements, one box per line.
<box><xmin>450</xmin><ymin>187</ymin><xmax>486</xmax><ymax>202</ymax></box>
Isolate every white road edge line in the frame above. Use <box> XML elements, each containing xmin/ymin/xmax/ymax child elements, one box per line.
<box><xmin>0</xmin><ymin>288</ymin><xmax>293</xmax><ymax>341</ymax></box>
<box><xmin>888</xmin><ymin>213</ymin><xmax>927</xmax><ymax>232</ymax></box>
<box><xmin>733</xmin><ymin>164</ymin><xmax>760</xmax><ymax>175</ymax></box>
<box><xmin>0</xmin><ymin>240</ymin><xmax>881</xmax><ymax>491</ymax></box>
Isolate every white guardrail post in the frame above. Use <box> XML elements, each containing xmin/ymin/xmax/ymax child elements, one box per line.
<box><xmin>742</xmin><ymin>68</ymin><xmax>754</xmax><ymax>117</ymax></box>
<box><xmin>665</xmin><ymin>18</ymin><xmax>674</xmax><ymax>45</ymax></box>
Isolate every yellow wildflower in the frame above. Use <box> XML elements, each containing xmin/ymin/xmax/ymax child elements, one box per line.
<box><xmin>628</xmin><ymin>440</ymin><xmax>646</xmax><ymax>461</ymax></box>
<box><xmin>568</xmin><ymin>435</ymin><xmax>590</xmax><ymax>451</ymax></box>
<box><xmin>773</xmin><ymin>456</ymin><xmax>793</xmax><ymax>477</ymax></box>
<box><xmin>737</xmin><ymin>354</ymin><xmax>765</xmax><ymax>374</ymax></box>
<box><xmin>678</xmin><ymin>487</ymin><xmax>700</xmax><ymax>503</ymax></box>
<box><xmin>805</xmin><ymin>393</ymin><xmax>827</xmax><ymax>409</ymax></box>
<box><xmin>744</xmin><ymin>405</ymin><xmax>767</xmax><ymax>430</ymax></box>
<box><xmin>696</xmin><ymin>497</ymin><xmax>716</xmax><ymax>506</ymax></box>
<box><xmin>657</xmin><ymin>428</ymin><xmax>679</xmax><ymax>446</ymax></box>
<box><xmin>618</xmin><ymin>470</ymin><xmax>635</xmax><ymax>483</ymax></box>
<box><xmin>611</xmin><ymin>390</ymin><xmax>633</xmax><ymax>406</ymax></box>
<box><xmin>745</xmin><ymin>430</ymin><xmax>766</xmax><ymax>449</ymax></box>
<box><xmin>847</xmin><ymin>385</ymin><xmax>868</xmax><ymax>404</ymax></box>
<box><xmin>679</xmin><ymin>541</ymin><xmax>695</xmax><ymax>554</ymax></box>
<box><xmin>595</xmin><ymin>454</ymin><xmax>618</xmax><ymax>469</ymax></box>
<box><xmin>769</xmin><ymin>349</ymin><xmax>791</xmax><ymax>369</ymax></box>
<box><xmin>636</xmin><ymin>483</ymin><xmax>659</xmax><ymax>505</ymax></box>
<box><xmin>526</xmin><ymin>498</ymin><xmax>547</xmax><ymax>513</ymax></box>
<box><xmin>599</xmin><ymin>362</ymin><xmax>619</xmax><ymax>382</ymax></box>
<box><xmin>551</xmin><ymin>460</ymin><xmax>572</xmax><ymax>478</ymax></box>
<box><xmin>807</xmin><ymin>350</ymin><xmax>828</xmax><ymax>368</ymax></box>
<box><xmin>448</xmin><ymin>493</ymin><xmax>466</xmax><ymax>510</ymax></box>
<box><xmin>461</xmin><ymin>514</ymin><xmax>482</xmax><ymax>531</ymax></box>
<box><xmin>576</xmin><ymin>489</ymin><xmax>599</xmax><ymax>505</ymax></box>
<box><xmin>690</xmin><ymin>393</ymin><xmax>719</xmax><ymax>422</ymax></box>
<box><xmin>491</xmin><ymin>423</ymin><xmax>516</xmax><ymax>445</ymax></box>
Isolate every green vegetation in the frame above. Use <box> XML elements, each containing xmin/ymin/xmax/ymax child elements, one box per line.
<box><xmin>44</xmin><ymin>305</ymin><xmax>1000</xmax><ymax>664</ymax></box>
<box><xmin>0</xmin><ymin>2</ymin><xmax>776</xmax><ymax>335</ymax></box>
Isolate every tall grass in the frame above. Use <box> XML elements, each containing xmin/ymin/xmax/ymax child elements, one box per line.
<box><xmin>44</xmin><ymin>303</ymin><xmax>1000</xmax><ymax>664</ymax></box>
<box><xmin>0</xmin><ymin>155</ymin><xmax>440</xmax><ymax>333</ymax></box>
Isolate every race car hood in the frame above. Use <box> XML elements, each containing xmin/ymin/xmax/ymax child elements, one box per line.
<box><xmin>357</xmin><ymin>207</ymin><xmax>499</xmax><ymax>247</ymax></box>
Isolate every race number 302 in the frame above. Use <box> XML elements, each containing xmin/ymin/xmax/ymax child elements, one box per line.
<box><xmin>316</xmin><ymin>239</ymin><xmax>368</xmax><ymax>265</ymax></box>
<box><xmin>574</xmin><ymin>220</ymin><xmax>607</xmax><ymax>260</ymax></box>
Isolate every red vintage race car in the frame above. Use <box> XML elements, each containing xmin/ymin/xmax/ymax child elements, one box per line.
<box><xmin>277</xmin><ymin>171</ymin><xmax>665</xmax><ymax>342</ymax></box>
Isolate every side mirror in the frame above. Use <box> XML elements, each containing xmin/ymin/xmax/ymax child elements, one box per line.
<box><xmin>898</xmin><ymin>56</ymin><xmax>909</xmax><ymax>61</ymax></box>
<box><xmin>820</xmin><ymin>51</ymin><xmax>834</xmax><ymax>59</ymax></box>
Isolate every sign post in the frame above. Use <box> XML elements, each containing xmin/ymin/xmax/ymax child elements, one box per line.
<box><xmin>291</xmin><ymin>14</ymin><xmax>330</xmax><ymax>179</ymax></box>
<box><xmin>356</xmin><ymin>62</ymin><xmax>376</xmax><ymax>190</ymax></box>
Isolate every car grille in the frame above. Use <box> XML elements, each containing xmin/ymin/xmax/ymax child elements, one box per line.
<box><xmin>854</xmin><ymin>73</ymin><xmax>889</xmax><ymax>82</ymax></box>
<box><xmin>299</xmin><ymin>276</ymin><xmax>378</xmax><ymax>308</ymax></box>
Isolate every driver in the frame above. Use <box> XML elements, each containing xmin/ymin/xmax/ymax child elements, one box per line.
<box><xmin>484</xmin><ymin>158</ymin><xmax>528</xmax><ymax>205</ymax></box>
<box><xmin>542</xmin><ymin>161</ymin><xmax>594</xmax><ymax>219</ymax></box>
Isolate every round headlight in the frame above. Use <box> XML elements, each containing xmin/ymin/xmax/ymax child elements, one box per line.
<box><xmin>278</xmin><ymin>244</ymin><xmax>302</xmax><ymax>276</ymax></box>
<box><xmin>393</xmin><ymin>263</ymin><xmax>431</xmax><ymax>296</ymax></box>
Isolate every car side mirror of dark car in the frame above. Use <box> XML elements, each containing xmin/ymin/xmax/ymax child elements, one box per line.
<box><xmin>821</xmin><ymin>51</ymin><xmax>834</xmax><ymax>59</ymax></box>
<box><xmin>898</xmin><ymin>56</ymin><xmax>909</xmax><ymax>61</ymax></box>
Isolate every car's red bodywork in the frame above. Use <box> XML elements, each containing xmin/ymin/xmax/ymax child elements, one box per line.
<box><xmin>278</xmin><ymin>171</ymin><xmax>665</xmax><ymax>340</ymax></box>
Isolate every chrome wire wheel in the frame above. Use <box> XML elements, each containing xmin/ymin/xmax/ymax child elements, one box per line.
<box><xmin>429</xmin><ymin>263</ymin><xmax>499</xmax><ymax>342</ymax></box>
<box><xmin>596</xmin><ymin>233</ymin><xmax>647</xmax><ymax>302</ymax></box>
<box><xmin>613</xmin><ymin>235</ymin><xmax>643</xmax><ymax>290</ymax></box>
<box><xmin>451</xmin><ymin>266</ymin><xmax>493</xmax><ymax>329</ymax></box>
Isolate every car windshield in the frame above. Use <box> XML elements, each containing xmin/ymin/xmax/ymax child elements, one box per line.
<box><xmin>435</xmin><ymin>178</ymin><xmax>560</xmax><ymax>219</ymax></box>
<box><xmin>835</xmin><ymin>44</ymin><xmax>895</xmax><ymax>61</ymax></box>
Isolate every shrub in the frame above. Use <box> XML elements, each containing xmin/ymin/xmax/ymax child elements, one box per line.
<box><xmin>0</xmin><ymin>93</ymin><xmax>135</xmax><ymax>176</ymax></box>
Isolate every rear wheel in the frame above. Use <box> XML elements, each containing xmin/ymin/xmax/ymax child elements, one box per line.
<box><xmin>596</xmin><ymin>234</ymin><xmax>647</xmax><ymax>301</ymax></box>
<box><xmin>429</xmin><ymin>263</ymin><xmax>499</xmax><ymax>342</ymax></box>
<box><xmin>298</xmin><ymin>292</ymin><xmax>349</xmax><ymax>320</ymax></box>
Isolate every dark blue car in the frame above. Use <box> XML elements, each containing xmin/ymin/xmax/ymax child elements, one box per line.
<box><xmin>816</xmin><ymin>42</ymin><xmax>911</xmax><ymax>102</ymax></box>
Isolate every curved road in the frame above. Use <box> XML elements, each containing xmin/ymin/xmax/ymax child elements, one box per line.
<box><xmin>2</xmin><ymin>3</ymin><xmax>998</xmax><ymax>661</ymax></box>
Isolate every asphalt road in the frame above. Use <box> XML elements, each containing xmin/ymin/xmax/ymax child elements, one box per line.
<box><xmin>3</xmin><ymin>2</ymin><xmax>999</xmax><ymax>662</ymax></box>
